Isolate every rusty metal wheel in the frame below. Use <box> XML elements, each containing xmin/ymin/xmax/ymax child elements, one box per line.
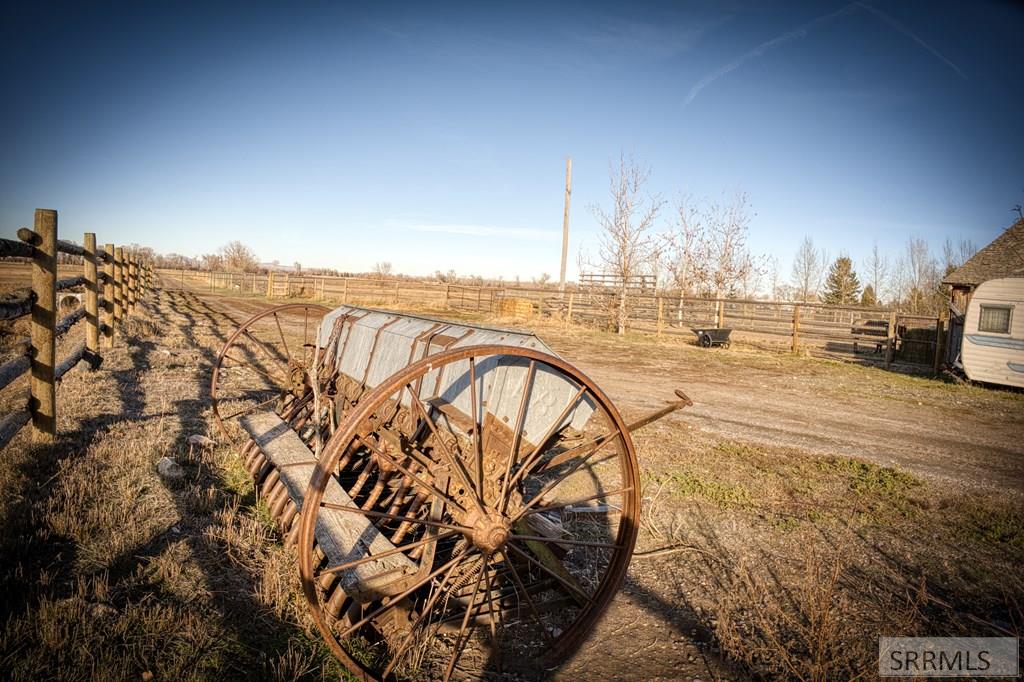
<box><xmin>211</xmin><ymin>303</ymin><xmax>329</xmax><ymax>441</ymax></box>
<box><xmin>298</xmin><ymin>345</ymin><xmax>641</xmax><ymax>681</ymax></box>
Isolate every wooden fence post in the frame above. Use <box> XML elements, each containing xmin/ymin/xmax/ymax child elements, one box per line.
<box><xmin>29</xmin><ymin>209</ymin><xmax>57</xmax><ymax>441</ymax></box>
<box><xmin>342</xmin><ymin>277</ymin><xmax>349</xmax><ymax>304</ymax></box>
<box><xmin>266</xmin><ymin>271</ymin><xmax>274</xmax><ymax>298</ymax></box>
<box><xmin>103</xmin><ymin>244</ymin><xmax>115</xmax><ymax>346</ymax></box>
<box><xmin>716</xmin><ymin>300</ymin><xmax>725</xmax><ymax>329</ymax></box>
<box><xmin>657</xmin><ymin>296</ymin><xmax>664</xmax><ymax>338</ymax></box>
<box><xmin>113</xmin><ymin>247</ymin><xmax>124</xmax><ymax>326</ymax></box>
<box><xmin>396</xmin><ymin>280</ymin><xmax>401</xmax><ymax>305</ymax></box>
<box><xmin>127</xmin><ymin>255</ymin><xmax>137</xmax><ymax>311</ymax></box>
<box><xmin>791</xmin><ymin>304</ymin><xmax>801</xmax><ymax>354</ymax></box>
<box><xmin>566</xmin><ymin>292</ymin><xmax>574</xmax><ymax>328</ymax></box>
<box><xmin>885</xmin><ymin>310</ymin><xmax>897</xmax><ymax>369</ymax></box>
<box><xmin>83</xmin><ymin>233</ymin><xmax>99</xmax><ymax>360</ymax></box>
<box><xmin>933</xmin><ymin>313</ymin><xmax>946</xmax><ymax>376</ymax></box>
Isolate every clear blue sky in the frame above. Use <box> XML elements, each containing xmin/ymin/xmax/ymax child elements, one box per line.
<box><xmin>2</xmin><ymin>1</ymin><xmax>1021</xmax><ymax>282</ymax></box>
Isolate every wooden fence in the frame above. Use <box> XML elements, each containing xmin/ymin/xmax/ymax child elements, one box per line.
<box><xmin>0</xmin><ymin>209</ymin><xmax>153</xmax><ymax>448</ymax></box>
<box><xmin>163</xmin><ymin>269</ymin><xmax>946</xmax><ymax>370</ymax></box>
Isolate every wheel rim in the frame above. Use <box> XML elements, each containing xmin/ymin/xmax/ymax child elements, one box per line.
<box><xmin>297</xmin><ymin>345</ymin><xmax>641</xmax><ymax>680</ymax></box>
<box><xmin>211</xmin><ymin>303</ymin><xmax>329</xmax><ymax>441</ymax></box>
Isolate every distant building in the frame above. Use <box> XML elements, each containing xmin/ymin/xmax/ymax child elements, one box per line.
<box><xmin>942</xmin><ymin>218</ymin><xmax>1024</xmax><ymax>312</ymax></box>
<box><xmin>260</xmin><ymin>262</ymin><xmax>296</xmax><ymax>273</ymax></box>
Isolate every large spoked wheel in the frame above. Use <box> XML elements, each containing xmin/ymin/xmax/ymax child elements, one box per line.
<box><xmin>298</xmin><ymin>345</ymin><xmax>641</xmax><ymax>681</ymax></box>
<box><xmin>211</xmin><ymin>303</ymin><xmax>329</xmax><ymax>440</ymax></box>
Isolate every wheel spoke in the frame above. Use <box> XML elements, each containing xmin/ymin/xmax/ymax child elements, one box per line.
<box><xmin>220</xmin><ymin>394</ymin><xmax>281</xmax><ymax>422</ymax></box>
<box><xmin>443</xmin><ymin>552</ymin><xmax>490</xmax><ymax>682</ymax></box>
<box><xmin>238</xmin><ymin>330</ymin><xmax>290</xmax><ymax>377</ymax></box>
<box><xmin>381</xmin><ymin>549</ymin><xmax>475</xmax><ymax>678</ymax></box>
<box><xmin>511</xmin><ymin>430</ymin><xmax>620</xmax><ymax>524</ymax></box>
<box><xmin>220</xmin><ymin>352</ymin><xmax>287</xmax><ymax>385</ymax></box>
<box><xmin>509</xmin><ymin>534</ymin><xmax>621</xmax><ymax>549</ymax></box>
<box><xmin>406</xmin><ymin>384</ymin><xmax>486</xmax><ymax>515</ymax></box>
<box><xmin>317</xmin><ymin>530</ymin><xmax>459</xmax><ymax>577</ymax></box>
<box><xmin>355</xmin><ymin>436</ymin><xmax>467</xmax><ymax>513</ymax></box>
<box><xmin>503</xmin><ymin>386</ymin><xmax>587</xmax><ymax>502</ymax></box>
<box><xmin>502</xmin><ymin>550</ymin><xmax>555</xmax><ymax>646</ymax></box>
<box><xmin>519</xmin><ymin>486</ymin><xmax>632</xmax><ymax>517</ymax></box>
<box><xmin>336</xmin><ymin>549</ymin><xmax>478</xmax><ymax>640</ymax></box>
<box><xmin>499</xmin><ymin>360</ymin><xmax>536</xmax><ymax>513</ymax></box>
<box><xmin>469</xmin><ymin>357</ymin><xmax>483</xmax><ymax>501</ymax></box>
<box><xmin>319</xmin><ymin>502</ymin><xmax>472</xmax><ymax>533</ymax></box>
<box><xmin>506</xmin><ymin>542</ymin><xmax>593</xmax><ymax>606</ymax></box>
<box><xmin>273</xmin><ymin>312</ymin><xmax>293</xmax><ymax>362</ymax></box>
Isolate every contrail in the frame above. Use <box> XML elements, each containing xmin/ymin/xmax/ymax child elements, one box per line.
<box><xmin>683</xmin><ymin>2</ymin><xmax>859</xmax><ymax>108</ymax></box>
<box><xmin>856</xmin><ymin>2</ymin><xmax>967</xmax><ymax>80</ymax></box>
<box><xmin>683</xmin><ymin>1</ymin><xmax>966</xmax><ymax>108</ymax></box>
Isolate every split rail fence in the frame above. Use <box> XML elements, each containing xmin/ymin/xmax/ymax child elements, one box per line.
<box><xmin>0</xmin><ymin>209</ymin><xmax>153</xmax><ymax>448</ymax></box>
<box><xmin>163</xmin><ymin>269</ymin><xmax>946</xmax><ymax>371</ymax></box>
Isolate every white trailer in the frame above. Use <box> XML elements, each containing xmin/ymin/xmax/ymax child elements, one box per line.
<box><xmin>960</xmin><ymin>277</ymin><xmax>1024</xmax><ymax>388</ymax></box>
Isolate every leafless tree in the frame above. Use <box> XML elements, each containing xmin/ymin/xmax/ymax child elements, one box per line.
<box><xmin>201</xmin><ymin>253</ymin><xmax>224</xmax><ymax>271</ymax></box>
<box><xmin>901</xmin><ymin>236</ymin><xmax>941</xmax><ymax>313</ymax></box>
<box><xmin>865</xmin><ymin>241</ymin><xmax>890</xmax><ymax>305</ymax></box>
<box><xmin>790</xmin><ymin>236</ymin><xmax>826</xmax><ymax>302</ymax></box>
<box><xmin>219</xmin><ymin>241</ymin><xmax>259</xmax><ymax>272</ymax></box>
<box><xmin>666</xmin><ymin>191</ymin><xmax>758</xmax><ymax>298</ymax></box>
<box><xmin>590</xmin><ymin>153</ymin><xmax>663</xmax><ymax>333</ymax></box>
<box><xmin>766</xmin><ymin>255</ymin><xmax>782</xmax><ymax>301</ymax></box>
<box><xmin>534</xmin><ymin>272</ymin><xmax>552</xmax><ymax>286</ymax></box>
<box><xmin>374</xmin><ymin>261</ymin><xmax>393</xmax><ymax>279</ymax></box>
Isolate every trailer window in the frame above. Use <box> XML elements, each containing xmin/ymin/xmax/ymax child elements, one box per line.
<box><xmin>979</xmin><ymin>305</ymin><xmax>1012</xmax><ymax>334</ymax></box>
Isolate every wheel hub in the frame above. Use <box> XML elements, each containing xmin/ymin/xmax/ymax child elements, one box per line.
<box><xmin>465</xmin><ymin>510</ymin><xmax>510</xmax><ymax>552</ymax></box>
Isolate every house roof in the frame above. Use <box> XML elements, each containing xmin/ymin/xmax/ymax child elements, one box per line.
<box><xmin>942</xmin><ymin>218</ymin><xmax>1024</xmax><ymax>287</ymax></box>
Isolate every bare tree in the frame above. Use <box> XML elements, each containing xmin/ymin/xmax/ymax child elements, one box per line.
<box><xmin>865</xmin><ymin>241</ymin><xmax>890</xmax><ymax>305</ymax></box>
<box><xmin>666</xmin><ymin>191</ymin><xmax>758</xmax><ymax>298</ymax></box>
<box><xmin>220</xmin><ymin>241</ymin><xmax>258</xmax><ymax>272</ymax></box>
<box><xmin>591</xmin><ymin>153</ymin><xmax>663</xmax><ymax>334</ymax></box>
<box><xmin>903</xmin><ymin>236</ymin><xmax>940</xmax><ymax>313</ymax></box>
<box><xmin>790</xmin><ymin>236</ymin><xmax>826</xmax><ymax>302</ymax></box>
<box><xmin>374</xmin><ymin>261</ymin><xmax>393</xmax><ymax>279</ymax></box>
<box><xmin>534</xmin><ymin>272</ymin><xmax>552</xmax><ymax>286</ymax></box>
<box><xmin>766</xmin><ymin>255</ymin><xmax>782</xmax><ymax>301</ymax></box>
<box><xmin>201</xmin><ymin>252</ymin><xmax>224</xmax><ymax>271</ymax></box>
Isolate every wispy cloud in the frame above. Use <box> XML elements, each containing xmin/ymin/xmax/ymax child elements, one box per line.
<box><xmin>856</xmin><ymin>2</ymin><xmax>966</xmax><ymax>80</ymax></box>
<box><xmin>683</xmin><ymin>1</ymin><xmax>967</xmax><ymax>109</ymax></box>
<box><xmin>409</xmin><ymin>224</ymin><xmax>557</xmax><ymax>241</ymax></box>
<box><xmin>683</xmin><ymin>3</ymin><xmax>859</xmax><ymax>108</ymax></box>
<box><xmin>574</xmin><ymin>16</ymin><xmax>731</xmax><ymax>60</ymax></box>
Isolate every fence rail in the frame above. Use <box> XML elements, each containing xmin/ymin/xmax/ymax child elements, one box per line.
<box><xmin>0</xmin><ymin>209</ymin><xmax>153</xmax><ymax>448</ymax></box>
<box><xmin>167</xmin><ymin>269</ymin><xmax>947</xmax><ymax>371</ymax></box>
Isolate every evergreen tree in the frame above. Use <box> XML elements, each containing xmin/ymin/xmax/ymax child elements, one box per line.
<box><xmin>860</xmin><ymin>284</ymin><xmax>877</xmax><ymax>307</ymax></box>
<box><xmin>821</xmin><ymin>256</ymin><xmax>862</xmax><ymax>305</ymax></box>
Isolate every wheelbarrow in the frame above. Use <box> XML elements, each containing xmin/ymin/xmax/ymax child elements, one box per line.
<box><xmin>692</xmin><ymin>327</ymin><xmax>732</xmax><ymax>348</ymax></box>
<box><xmin>210</xmin><ymin>304</ymin><xmax>694</xmax><ymax>680</ymax></box>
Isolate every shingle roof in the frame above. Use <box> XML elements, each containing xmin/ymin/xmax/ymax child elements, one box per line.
<box><xmin>942</xmin><ymin>218</ymin><xmax>1024</xmax><ymax>287</ymax></box>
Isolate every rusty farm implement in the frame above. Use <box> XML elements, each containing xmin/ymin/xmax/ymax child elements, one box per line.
<box><xmin>211</xmin><ymin>304</ymin><xmax>690</xmax><ymax>680</ymax></box>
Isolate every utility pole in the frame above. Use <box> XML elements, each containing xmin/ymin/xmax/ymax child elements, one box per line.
<box><xmin>559</xmin><ymin>156</ymin><xmax>572</xmax><ymax>295</ymax></box>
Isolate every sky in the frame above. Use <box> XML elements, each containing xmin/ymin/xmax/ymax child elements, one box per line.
<box><xmin>2</xmin><ymin>1</ymin><xmax>1022</xmax><ymax>284</ymax></box>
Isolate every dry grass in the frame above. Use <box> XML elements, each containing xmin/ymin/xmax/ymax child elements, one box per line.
<box><xmin>0</xmin><ymin>287</ymin><xmax>349</xmax><ymax>681</ymax></box>
<box><xmin>632</xmin><ymin>434</ymin><xmax>1024</xmax><ymax>680</ymax></box>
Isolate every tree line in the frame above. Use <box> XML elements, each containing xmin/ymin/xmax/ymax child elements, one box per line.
<box><xmin>587</xmin><ymin>154</ymin><xmax>981</xmax><ymax>331</ymax></box>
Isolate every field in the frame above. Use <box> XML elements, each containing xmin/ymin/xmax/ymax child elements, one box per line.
<box><xmin>1</xmin><ymin>270</ymin><xmax>1022</xmax><ymax>680</ymax></box>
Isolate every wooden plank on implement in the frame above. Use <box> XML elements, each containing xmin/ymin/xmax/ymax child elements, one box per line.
<box><xmin>239</xmin><ymin>411</ymin><xmax>416</xmax><ymax>601</ymax></box>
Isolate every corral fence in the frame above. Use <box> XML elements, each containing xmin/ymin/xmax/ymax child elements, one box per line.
<box><xmin>165</xmin><ymin>269</ymin><xmax>946</xmax><ymax>371</ymax></box>
<box><xmin>1</xmin><ymin>209</ymin><xmax>153</xmax><ymax>448</ymax></box>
